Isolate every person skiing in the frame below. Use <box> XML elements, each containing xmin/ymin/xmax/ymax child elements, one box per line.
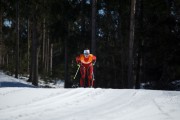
<box><xmin>76</xmin><ymin>49</ymin><xmax>96</xmax><ymax>87</ymax></box>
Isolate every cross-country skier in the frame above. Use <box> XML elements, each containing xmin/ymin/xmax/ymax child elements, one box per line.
<box><xmin>76</xmin><ymin>49</ymin><xmax>96</xmax><ymax>87</ymax></box>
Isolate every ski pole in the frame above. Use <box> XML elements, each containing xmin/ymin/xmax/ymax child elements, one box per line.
<box><xmin>73</xmin><ymin>64</ymin><xmax>80</xmax><ymax>79</ymax></box>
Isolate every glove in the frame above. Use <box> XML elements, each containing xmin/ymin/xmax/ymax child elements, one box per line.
<box><xmin>77</xmin><ymin>61</ymin><xmax>81</xmax><ymax>67</ymax></box>
<box><xmin>77</xmin><ymin>63</ymin><xmax>80</xmax><ymax>67</ymax></box>
<box><xmin>92</xmin><ymin>61</ymin><xmax>96</xmax><ymax>66</ymax></box>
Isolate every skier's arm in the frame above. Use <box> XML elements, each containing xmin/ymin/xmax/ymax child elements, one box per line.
<box><xmin>92</xmin><ymin>56</ymin><xmax>96</xmax><ymax>65</ymax></box>
<box><xmin>76</xmin><ymin>56</ymin><xmax>81</xmax><ymax>64</ymax></box>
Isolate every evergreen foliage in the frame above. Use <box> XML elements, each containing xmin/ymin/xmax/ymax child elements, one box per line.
<box><xmin>0</xmin><ymin>0</ymin><xmax>180</xmax><ymax>89</ymax></box>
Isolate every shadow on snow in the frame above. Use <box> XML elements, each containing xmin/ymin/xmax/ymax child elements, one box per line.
<box><xmin>0</xmin><ymin>81</ymin><xmax>34</xmax><ymax>88</ymax></box>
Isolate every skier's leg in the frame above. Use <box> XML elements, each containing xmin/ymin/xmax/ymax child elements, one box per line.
<box><xmin>88</xmin><ymin>65</ymin><xmax>93</xmax><ymax>87</ymax></box>
<box><xmin>80</xmin><ymin>66</ymin><xmax>86</xmax><ymax>87</ymax></box>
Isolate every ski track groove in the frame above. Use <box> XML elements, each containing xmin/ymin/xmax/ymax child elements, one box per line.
<box><xmin>1</xmin><ymin>87</ymin><xmax>180</xmax><ymax>120</ymax></box>
<box><xmin>0</xmin><ymin>88</ymin><xmax>107</xmax><ymax>120</ymax></box>
<box><xmin>0</xmin><ymin>88</ymin><xmax>73</xmax><ymax>112</ymax></box>
<box><xmin>0</xmin><ymin>88</ymin><xmax>25</xmax><ymax>96</ymax></box>
<box><xmin>153</xmin><ymin>98</ymin><xmax>172</xmax><ymax>119</ymax></box>
<box><xmin>99</xmin><ymin>90</ymin><xmax>138</xmax><ymax>115</ymax></box>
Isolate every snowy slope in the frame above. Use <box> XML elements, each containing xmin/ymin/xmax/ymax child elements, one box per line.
<box><xmin>0</xmin><ymin>72</ymin><xmax>33</xmax><ymax>87</ymax></box>
<box><xmin>0</xmin><ymin>72</ymin><xmax>180</xmax><ymax>120</ymax></box>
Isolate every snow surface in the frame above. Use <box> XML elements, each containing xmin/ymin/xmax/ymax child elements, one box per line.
<box><xmin>0</xmin><ymin>72</ymin><xmax>180</xmax><ymax>120</ymax></box>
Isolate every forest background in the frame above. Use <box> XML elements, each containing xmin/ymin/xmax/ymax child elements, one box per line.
<box><xmin>0</xmin><ymin>0</ymin><xmax>180</xmax><ymax>90</ymax></box>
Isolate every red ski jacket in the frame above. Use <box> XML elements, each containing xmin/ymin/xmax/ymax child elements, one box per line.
<box><xmin>76</xmin><ymin>54</ymin><xmax>96</xmax><ymax>68</ymax></box>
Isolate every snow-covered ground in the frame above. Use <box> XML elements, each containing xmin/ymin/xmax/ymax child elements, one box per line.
<box><xmin>0</xmin><ymin>72</ymin><xmax>64</xmax><ymax>88</ymax></box>
<box><xmin>0</xmin><ymin>72</ymin><xmax>180</xmax><ymax>120</ymax></box>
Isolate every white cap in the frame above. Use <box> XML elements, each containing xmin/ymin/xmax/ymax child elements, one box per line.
<box><xmin>84</xmin><ymin>50</ymin><xmax>90</xmax><ymax>54</ymax></box>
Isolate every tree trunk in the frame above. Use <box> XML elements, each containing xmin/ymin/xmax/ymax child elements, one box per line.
<box><xmin>27</xmin><ymin>18</ymin><xmax>30</xmax><ymax>74</ymax></box>
<box><xmin>15</xmin><ymin>0</ymin><xmax>20</xmax><ymax>78</ymax></box>
<box><xmin>0</xmin><ymin>0</ymin><xmax>3</xmax><ymax>67</ymax></box>
<box><xmin>64</xmin><ymin>37</ymin><xmax>69</xmax><ymax>88</ymax></box>
<box><xmin>91</xmin><ymin>0</ymin><xmax>96</xmax><ymax>55</ymax></box>
<box><xmin>26</xmin><ymin>0</ymin><xmax>31</xmax><ymax>78</ymax></box>
<box><xmin>91</xmin><ymin>0</ymin><xmax>97</xmax><ymax>87</ymax></box>
<box><xmin>128</xmin><ymin>0</ymin><xmax>136</xmax><ymax>88</ymax></box>
<box><xmin>32</xmin><ymin>16</ymin><xmax>38</xmax><ymax>86</ymax></box>
<box><xmin>135</xmin><ymin>0</ymin><xmax>143</xmax><ymax>89</ymax></box>
<box><xmin>43</xmin><ymin>30</ymin><xmax>49</xmax><ymax>74</ymax></box>
<box><xmin>28</xmin><ymin>21</ymin><xmax>33</xmax><ymax>82</ymax></box>
<box><xmin>118</xmin><ymin>0</ymin><xmax>126</xmax><ymax>88</ymax></box>
<box><xmin>6</xmin><ymin>54</ymin><xmax>8</xmax><ymax>68</ymax></box>
<box><xmin>81</xmin><ymin>0</ymin><xmax>86</xmax><ymax>48</ymax></box>
<box><xmin>50</xmin><ymin>44</ymin><xmax>53</xmax><ymax>75</ymax></box>
<box><xmin>40</xmin><ymin>0</ymin><xmax>47</xmax><ymax>79</ymax></box>
<box><xmin>28</xmin><ymin>34</ymin><xmax>33</xmax><ymax>82</ymax></box>
<box><xmin>46</xmin><ymin>31</ymin><xmax>50</xmax><ymax>73</ymax></box>
<box><xmin>42</xmin><ymin>18</ymin><xmax>46</xmax><ymax>67</ymax></box>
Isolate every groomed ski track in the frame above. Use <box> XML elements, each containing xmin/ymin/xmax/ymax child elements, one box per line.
<box><xmin>0</xmin><ymin>72</ymin><xmax>180</xmax><ymax>120</ymax></box>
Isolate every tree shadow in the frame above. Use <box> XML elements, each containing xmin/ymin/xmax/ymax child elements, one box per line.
<box><xmin>0</xmin><ymin>82</ymin><xmax>34</xmax><ymax>88</ymax></box>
